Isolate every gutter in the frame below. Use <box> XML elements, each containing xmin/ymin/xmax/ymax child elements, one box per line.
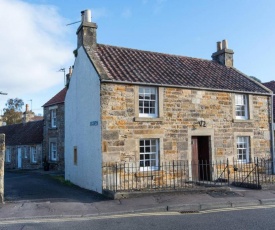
<box><xmin>100</xmin><ymin>79</ymin><xmax>271</xmax><ymax>96</ymax></box>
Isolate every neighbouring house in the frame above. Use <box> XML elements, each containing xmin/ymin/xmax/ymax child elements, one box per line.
<box><xmin>262</xmin><ymin>81</ymin><xmax>275</xmax><ymax>120</ymax></box>
<box><xmin>22</xmin><ymin>104</ymin><xmax>43</xmax><ymax>123</ymax></box>
<box><xmin>43</xmin><ymin>87</ymin><xmax>67</xmax><ymax>171</ymax></box>
<box><xmin>262</xmin><ymin>81</ymin><xmax>275</xmax><ymax>145</ymax></box>
<box><xmin>0</xmin><ymin>120</ymin><xmax>43</xmax><ymax>169</ymax></box>
<box><xmin>65</xmin><ymin>9</ymin><xmax>273</xmax><ymax>195</ymax></box>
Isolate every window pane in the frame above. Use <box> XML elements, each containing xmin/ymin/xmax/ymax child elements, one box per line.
<box><xmin>139</xmin><ymin>87</ymin><xmax>158</xmax><ymax>117</ymax></box>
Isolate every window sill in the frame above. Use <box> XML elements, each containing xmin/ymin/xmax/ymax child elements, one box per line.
<box><xmin>233</xmin><ymin>119</ymin><xmax>253</xmax><ymax>123</ymax></box>
<box><xmin>134</xmin><ymin>117</ymin><xmax>164</xmax><ymax>122</ymax></box>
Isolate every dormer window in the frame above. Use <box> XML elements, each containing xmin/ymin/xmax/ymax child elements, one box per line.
<box><xmin>235</xmin><ymin>94</ymin><xmax>248</xmax><ymax>120</ymax></box>
<box><xmin>139</xmin><ymin>87</ymin><xmax>158</xmax><ymax>118</ymax></box>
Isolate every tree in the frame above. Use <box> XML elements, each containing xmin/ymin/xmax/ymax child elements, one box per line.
<box><xmin>249</xmin><ymin>76</ymin><xmax>262</xmax><ymax>83</ymax></box>
<box><xmin>2</xmin><ymin>98</ymin><xmax>24</xmax><ymax>125</ymax></box>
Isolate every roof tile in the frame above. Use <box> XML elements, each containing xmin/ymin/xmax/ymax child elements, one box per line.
<box><xmin>94</xmin><ymin>44</ymin><xmax>269</xmax><ymax>94</ymax></box>
<box><xmin>43</xmin><ymin>88</ymin><xmax>67</xmax><ymax>107</ymax></box>
<box><xmin>0</xmin><ymin>120</ymin><xmax>43</xmax><ymax>145</ymax></box>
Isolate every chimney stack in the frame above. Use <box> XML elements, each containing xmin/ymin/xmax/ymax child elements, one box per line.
<box><xmin>76</xmin><ymin>9</ymin><xmax>97</xmax><ymax>49</ymax></box>
<box><xmin>66</xmin><ymin>66</ymin><xmax>73</xmax><ymax>88</ymax></box>
<box><xmin>212</xmin><ymin>39</ymin><xmax>234</xmax><ymax>67</ymax></box>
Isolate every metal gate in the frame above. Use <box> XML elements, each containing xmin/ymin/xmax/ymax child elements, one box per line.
<box><xmin>231</xmin><ymin>158</ymin><xmax>261</xmax><ymax>189</ymax></box>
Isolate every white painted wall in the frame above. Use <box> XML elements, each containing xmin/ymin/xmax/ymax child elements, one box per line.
<box><xmin>65</xmin><ymin>46</ymin><xmax>102</xmax><ymax>193</ymax></box>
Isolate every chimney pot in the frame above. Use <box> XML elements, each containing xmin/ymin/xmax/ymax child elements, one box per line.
<box><xmin>222</xmin><ymin>39</ymin><xmax>228</xmax><ymax>49</ymax></box>
<box><xmin>81</xmin><ymin>9</ymin><xmax>91</xmax><ymax>23</ymax></box>
<box><xmin>217</xmin><ymin>42</ymin><xmax>222</xmax><ymax>51</ymax></box>
<box><xmin>26</xmin><ymin>104</ymin><xmax>29</xmax><ymax>112</ymax></box>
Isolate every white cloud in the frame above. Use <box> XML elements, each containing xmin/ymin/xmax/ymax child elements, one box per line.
<box><xmin>0</xmin><ymin>0</ymin><xmax>74</xmax><ymax>113</ymax></box>
<box><xmin>121</xmin><ymin>8</ymin><xmax>132</xmax><ymax>18</ymax></box>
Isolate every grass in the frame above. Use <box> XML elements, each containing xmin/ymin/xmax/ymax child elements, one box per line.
<box><xmin>51</xmin><ymin>175</ymin><xmax>74</xmax><ymax>186</ymax></box>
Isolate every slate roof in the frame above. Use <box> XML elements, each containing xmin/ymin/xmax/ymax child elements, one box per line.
<box><xmin>94</xmin><ymin>44</ymin><xmax>269</xmax><ymax>94</ymax></box>
<box><xmin>0</xmin><ymin>120</ymin><xmax>43</xmax><ymax>146</ymax></box>
<box><xmin>262</xmin><ymin>81</ymin><xmax>275</xmax><ymax>119</ymax></box>
<box><xmin>43</xmin><ymin>88</ymin><xmax>67</xmax><ymax>107</ymax></box>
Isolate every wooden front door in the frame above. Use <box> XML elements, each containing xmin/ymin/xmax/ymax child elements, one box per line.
<box><xmin>192</xmin><ymin>136</ymin><xmax>211</xmax><ymax>181</ymax></box>
<box><xmin>192</xmin><ymin>137</ymin><xmax>199</xmax><ymax>181</ymax></box>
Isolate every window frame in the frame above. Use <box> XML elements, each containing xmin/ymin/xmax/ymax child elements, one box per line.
<box><xmin>51</xmin><ymin>109</ymin><xmax>57</xmax><ymax>128</ymax></box>
<box><xmin>236</xmin><ymin>136</ymin><xmax>250</xmax><ymax>163</ymax></box>
<box><xmin>5</xmin><ymin>148</ymin><xmax>11</xmax><ymax>163</ymax></box>
<box><xmin>139</xmin><ymin>138</ymin><xmax>159</xmax><ymax>171</ymax></box>
<box><xmin>138</xmin><ymin>86</ymin><xmax>158</xmax><ymax>118</ymax></box>
<box><xmin>235</xmin><ymin>94</ymin><xmax>248</xmax><ymax>120</ymax></box>
<box><xmin>30</xmin><ymin>146</ymin><xmax>37</xmax><ymax>163</ymax></box>
<box><xmin>50</xmin><ymin>142</ymin><xmax>57</xmax><ymax>161</ymax></box>
<box><xmin>24</xmin><ymin>146</ymin><xmax>28</xmax><ymax>159</ymax></box>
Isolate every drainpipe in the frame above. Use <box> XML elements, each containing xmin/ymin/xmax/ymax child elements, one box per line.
<box><xmin>271</xmin><ymin>94</ymin><xmax>275</xmax><ymax>174</ymax></box>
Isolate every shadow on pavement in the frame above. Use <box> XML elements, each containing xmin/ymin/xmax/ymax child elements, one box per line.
<box><xmin>4</xmin><ymin>170</ymin><xmax>109</xmax><ymax>203</ymax></box>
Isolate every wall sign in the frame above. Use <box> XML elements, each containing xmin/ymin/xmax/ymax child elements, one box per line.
<box><xmin>90</xmin><ymin>121</ymin><xmax>98</xmax><ymax>126</ymax></box>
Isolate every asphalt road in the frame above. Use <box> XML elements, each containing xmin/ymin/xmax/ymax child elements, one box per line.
<box><xmin>4</xmin><ymin>171</ymin><xmax>108</xmax><ymax>203</ymax></box>
<box><xmin>1</xmin><ymin>205</ymin><xmax>275</xmax><ymax>230</ymax></box>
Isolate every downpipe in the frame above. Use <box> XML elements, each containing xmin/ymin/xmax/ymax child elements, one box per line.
<box><xmin>271</xmin><ymin>94</ymin><xmax>275</xmax><ymax>174</ymax></box>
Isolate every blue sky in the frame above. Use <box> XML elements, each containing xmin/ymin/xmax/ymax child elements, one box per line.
<box><xmin>1</xmin><ymin>0</ymin><xmax>275</xmax><ymax>115</ymax></box>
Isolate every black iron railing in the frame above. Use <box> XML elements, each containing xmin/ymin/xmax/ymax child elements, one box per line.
<box><xmin>102</xmin><ymin>160</ymin><xmax>230</xmax><ymax>192</ymax></box>
<box><xmin>103</xmin><ymin>158</ymin><xmax>275</xmax><ymax>193</ymax></box>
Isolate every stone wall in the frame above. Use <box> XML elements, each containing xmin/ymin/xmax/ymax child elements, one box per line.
<box><xmin>0</xmin><ymin>134</ymin><xmax>5</xmax><ymax>203</ymax></box>
<box><xmin>101</xmin><ymin>83</ymin><xmax>271</xmax><ymax>164</ymax></box>
<box><xmin>43</xmin><ymin>103</ymin><xmax>65</xmax><ymax>171</ymax></box>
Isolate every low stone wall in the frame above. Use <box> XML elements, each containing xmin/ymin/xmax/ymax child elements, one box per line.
<box><xmin>0</xmin><ymin>134</ymin><xmax>4</xmax><ymax>203</ymax></box>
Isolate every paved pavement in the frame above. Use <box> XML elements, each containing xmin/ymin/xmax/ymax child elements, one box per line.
<box><xmin>1</xmin><ymin>170</ymin><xmax>275</xmax><ymax>221</ymax></box>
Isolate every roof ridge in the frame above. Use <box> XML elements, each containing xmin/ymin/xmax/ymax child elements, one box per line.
<box><xmin>97</xmin><ymin>43</ymin><xmax>214</xmax><ymax>63</ymax></box>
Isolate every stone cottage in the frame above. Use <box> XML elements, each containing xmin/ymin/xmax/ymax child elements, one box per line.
<box><xmin>65</xmin><ymin>10</ymin><xmax>273</xmax><ymax>194</ymax></box>
<box><xmin>43</xmin><ymin>87</ymin><xmax>67</xmax><ymax>171</ymax></box>
<box><xmin>0</xmin><ymin>120</ymin><xmax>43</xmax><ymax>169</ymax></box>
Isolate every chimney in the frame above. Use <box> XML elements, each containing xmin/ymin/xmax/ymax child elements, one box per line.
<box><xmin>211</xmin><ymin>39</ymin><xmax>234</xmax><ymax>67</ymax></box>
<box><xmin>76</xmin><ymin>9</ymin><xmax>98</xmax><ymax>49</ymax></box>
<box><xmin>66</xmin><ymin>66</ymin><xmax>73</xmax><ymax>88</ymax></box>
<box><xmin>22</xmin><ymin>104</ymin><xmax>29</xmax><ymax>124</ymax></box>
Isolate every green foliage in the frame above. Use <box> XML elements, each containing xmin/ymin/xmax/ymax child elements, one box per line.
<box><xmin>52</xmin><ymin>175</ymin><xmax>74</xmax><ymax>186</ymax></box>
<box><xmin>249</xmin><ymin>76</ymin><xmax>262</xmax><ymax>83</ymax></box>
<box><xmin>2</xmin><ymin>98</ymin><xmax>24</xmax><ymax>125</ymax></box>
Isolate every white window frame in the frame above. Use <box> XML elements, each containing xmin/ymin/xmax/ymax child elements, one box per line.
<box><xmin>50</xmin><ymin>142</ymin><xmax>57</xmax><ymax>161</ymax></box>
<box><xmin>30</xmin><ymin>146</ymin><xmax>37</xmax><ymax>163</ymax></box>
<box><xmin>237</xmin><ymin>136</ymin><xmax>250</xmax><ymax>163</ymax></box>
<box><xmin>139</xmin><ymin>139</ymin><xmax>159</xmax><ymax>171</ymax></box>
<box><xmin>24</xmin><ymin>146</ymin><xmax>28</xmax><ymax>158</ymax></box>
<box><xmin>5</xmin><ymin>148</ymin><xmax>11</xmax><ymax>163</ymax></box>
<box><xmin>235</xmin><ymin>94</ymin><xmax>248</xmax><ymax>120</ymax></box>
<box><xmin>139</xmin><ymin>87</ymin><xmax>158</xmax><ymax>118</ymax></box>
<box><xmin>51</xmin><ymin>109</ymin><xmax>57</xmax><ymax>128</ymax></box>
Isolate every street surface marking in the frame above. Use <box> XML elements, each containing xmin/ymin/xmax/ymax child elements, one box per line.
<box><xmin>200</xmin><ymin>204</ymin><xmax>275</xmax><ymax>214</ymax></box>
<box><xmin>0</xmin><ymin>212</ymin><xmax>181</xmax><ymax>225</ymax></box>
<box><xmin>1</xmin><ymin>205</ymin><xmax>275</xmax><ymax>225</ymax></box>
